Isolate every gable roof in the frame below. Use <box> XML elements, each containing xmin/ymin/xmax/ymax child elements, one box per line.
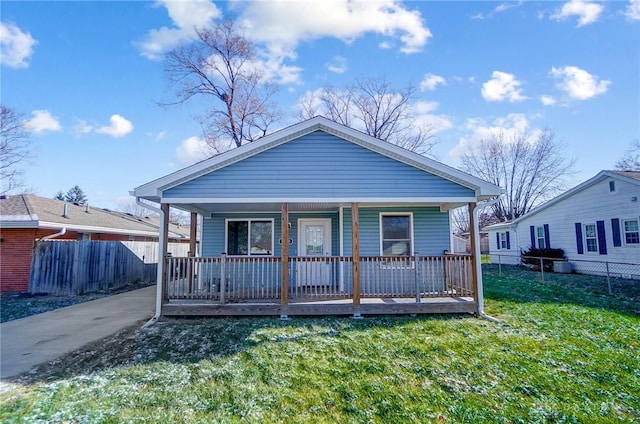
<box><xmin>0</xmin><ymin>194</ymin><xmax>189</xmax><ymax>239</ymax></box>
<box><xmin>132</xmin><ymin>116</ymin><xmax>502</xmax><ymax>202</ymax></box>
<box><xmin>509</xmin><ymin>170</ymin><xmax>640</xmax><ymax>226</ymax></box>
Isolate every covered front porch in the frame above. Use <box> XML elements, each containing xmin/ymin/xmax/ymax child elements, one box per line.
<box><xmin>156</xmin><ymin>202</ymin><xmax>481</xmax><ymax>318</ymax></box>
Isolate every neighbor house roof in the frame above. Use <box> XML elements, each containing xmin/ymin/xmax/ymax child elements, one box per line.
<box><xmin>504</xmin><ymin>170</ymin><xmax>640</xmax><ymax>227</ymax></box>
<box><xmin>132</xmin><ymin>116</ymin><xmax>503</xmax><ymax>202</ymax></box>
<box><xmin>0</xmin><ymin>194</ymin><xmax>188</xmax><ymax>240</ymax></box>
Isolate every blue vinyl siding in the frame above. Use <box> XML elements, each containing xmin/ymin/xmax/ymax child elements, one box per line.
<box><xmin>342</xmin><ymin>206</ymin><xmax>450</xmax><ymax>256</ymax></box>
<box><xmin>164</xmin><ymin>131</ymin><xmax>474</xmax><ymax>199</ymax></box>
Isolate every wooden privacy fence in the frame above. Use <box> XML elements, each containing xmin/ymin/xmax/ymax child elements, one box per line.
<box><xmin>29</xmin><ymin>240</ymin><xmax>189</xmax><ymax>295</ymax></box>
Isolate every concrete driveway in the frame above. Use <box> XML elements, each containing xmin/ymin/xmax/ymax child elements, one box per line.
<box><xmin>0</xmin><ymin>285</ymin><xmax>155</xmax><ymax>379</ymax></box>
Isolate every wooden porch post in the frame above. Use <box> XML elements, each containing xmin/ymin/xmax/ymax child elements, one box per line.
<box><xmin>280</xmin><ymin>203</ymin><xmax>289</xmax><ymax>319</ymax></box>
<box><xmin>187</xmin><ymin>212</ymin><xmax>197</xmax><ymax>292</ymax></box>
<box><xmin>160</xmin><ymin>203</ymin><xmax>170</xmax><ymax>303</ymax></box>
<box><xmin>468</xmin><ymin>202</ymin><xmax>479</xmax><ymax>303</ymax></box>
<box><xmin>351</xmin><ymin>203</ymin><xmax>361</xmax><ymax>317</ymax></box>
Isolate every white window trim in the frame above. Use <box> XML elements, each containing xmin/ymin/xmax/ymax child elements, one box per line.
<box><xmin>536</xmin><ymin>226</ymin><xmax>545</xmax><ymax>249</ymax></box>
<box><xmin>622</xmin><ymin>218</ymin><xmax>640</xmax><ymax>246</ymax></box>
<box><xmin>584</xmin><ymin>223</ymin><xmax>598</xmax><ymax>253</ymax></box>
<box><xmin>500</xmin><ymin>232</ymin><xmax>508</xmax><ymax>250</ymax></box>
<box><xmin>379</xmin><ymin>212</ymin><xmax>415</xmax><ymax>269</ymax></box>
<box><xmin>379</xmin><ymin>212</ymin><xmax>415</xmax><ymax>256</ymax></box>
<box><xmin>224</xmin><ymin>218</ymin><xmax>275</xmax><ymax>257</ymax></box>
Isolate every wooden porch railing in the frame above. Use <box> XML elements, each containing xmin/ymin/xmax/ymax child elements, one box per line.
<box><xmin>164</xmin><ymin>254</ymin><xmax>474</xmax><ymax>303</ymax></box>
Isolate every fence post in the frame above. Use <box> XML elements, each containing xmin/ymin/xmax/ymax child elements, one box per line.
<box><xmin>220</xmin><ymin>253</ymin><xmax>226</xmax><ymax>304</ymax></box>
<box><xmin>605</xmin><ymin>261</ymin><xmax>612</xmax><ymax>294</ymax></box>
<box><xmin>498</xmin><ymin>254</ymin><xmax>502</xmax><ymax>277</ymax></box>
<box><xmin>414</xmin><ymin>253</ymin><xmax>420</xmax><ymax>303</ymax></box>
<box><xmin>539</xmin><ymin>257</ymin><xmax>544</xmax><ymax>282</ymax></box>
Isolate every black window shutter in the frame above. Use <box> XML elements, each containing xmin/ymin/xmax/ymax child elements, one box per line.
<box><xmin>611</xmin><ymin>218</ymin><xmax>622</xmax><ymax>247</ymax></box>
<box><xmin>496</xmin><ymin>232</ymin><xmax>500</xmax><ymax>250</ymax></box>
<box><xmin>596</xmin><ymin>220</ymin><xmax>607</xmax><ymax>255</ymax></box>
<box><xmin>575</xmin><ymin>223</ymin><xmax>584</xmax><ymax>254</ymax></box>
<box><xmin>543</xmin><ymin>224</ymin><xmax>551</xmax><ymax>249</ymax></box>
<box><xmin>530</xmin><ymin>226</ymin><xmax>535</xmax><ymax>248</ymax></box>
<box><xmin>506</xmin><ymin>231</ymin><xmax>511</xmax><ymax>249</ymax></box>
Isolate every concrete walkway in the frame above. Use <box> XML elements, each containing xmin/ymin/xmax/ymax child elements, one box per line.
<box><xmin>0</xmin><ymin>285</ymin><xmax>155</xmax><ymax>379</ymax></box>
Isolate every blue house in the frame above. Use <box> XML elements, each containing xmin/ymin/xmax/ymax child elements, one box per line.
<box><xmin>132</xmin><ymin>117</ymin><xmax>501</xmax><ymax>318</ymax></box>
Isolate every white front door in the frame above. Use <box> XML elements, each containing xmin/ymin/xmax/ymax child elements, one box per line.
<box><xmin>297</xmin><ymin>219</ymin><xmax>332</xmax><ymax>286</ymax></box>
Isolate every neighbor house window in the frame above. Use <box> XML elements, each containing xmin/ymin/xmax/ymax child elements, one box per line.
<box><xmin>623</xmin><ymin>219</ymin><xmax>639</xmax><ymax>245</ymax></box>
<box><xmin>584</xmin><ymin>224</ymin><xmax>598</xmax><ymax>252</ymax></box>
<box><xmin>226</xmin><ymin>219</ymin><xmax>274</xmax><ymax>256</ymax></box>
<box><xmin>536</xmin><ymin>227</ymin><xmax>545</xmax><ymax>249</ymax></box>
<box><xmin>500</xmin><ymin>232</ymin><xmax>508</xmax><ymax>249</ymax></box>
<box><xmin>380</xmin><ymin>214</ymin><xmax>413</xmax><ymax>256</ymax></box>
<box><xmin>609</xmin><ymin>181</ymin><xmax>616</xmax><ymax>192</ymax></box>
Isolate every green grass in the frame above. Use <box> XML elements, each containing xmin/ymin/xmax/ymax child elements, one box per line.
<box><xmin>1</xmin><ymin>267</ymin><xmax>639</xmax><ymax>423</ymax></box>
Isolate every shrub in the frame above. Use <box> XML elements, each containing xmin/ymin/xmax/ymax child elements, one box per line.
<box><xmin>521</xmin><ymin>247</ymin><xmax>566</xmax><ymax>272</ymax></box>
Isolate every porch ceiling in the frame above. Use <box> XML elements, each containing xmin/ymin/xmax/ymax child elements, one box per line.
<box><xmin>169</xmin><ymin>201</ymin><xmax>470</xmax><ymax>215</ymax></box>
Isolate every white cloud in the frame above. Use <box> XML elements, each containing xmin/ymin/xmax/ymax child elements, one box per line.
<box><xmin>75</xmin><ymin>114</ymin><xmax>134</xmax><ymax>138</ymax></box>
<box><xmin>0</xmin><ymin>22</ymin><xmax>37</xmax><ymax>68</ymax></box>
<box><xmin>495</xmin><ymin>1</ymin><xmax>524</xmax><ymax>13</ymax></box>
<box><xmin>411</xmin><ymin>101</ymin><xmax>453</xmax><ymax>135</ymax></box>
<box><xmin>625</xmin><ymin>0</ymin><xmax>640</xmax><ymax>20</ymax></box>
<box><xmin>550</xmin><ymin>66</ymin><xmax>610</xmax><ymax>100</ymax></box>
<box><xmin>24</xmin><ymin>110</ymin><xmax>62</xmax><ymax>133</ymax></box>
<box><xmin>136</xmin><ymin>0</ymin><xmax>221</xmax><ymax>59</ymax></box>
<box><xmin>175</xmin><ymin>136</ymin><xmax>214</xmax><ymax>165</ymax></box>
<box><xmin>550</xmin><ymin>0</ymin><xmax>604</xmax><ymax>27</ymax></box>
<box><xmin>95</xmin><ymin>115</ymin><xmax>134</xmax><ymax>138</ymax></box>
<box><xmin>449</xmin><ymin>113</ymin><xmax>537</xmax><ymax>158</ymax></box>
<box><xmin>420</xmin><ymin>73</ymin><xmax>446</xmax><ymax>91</ymax></box>
<box><xmin>326</xmin><ymin>56</ymin><xmax>347</xmax><ymax>74</ymax></box>
<box><xmin>540</xmin><ymin>95</ymin><xmax>557</xmax><ymax>106</ymax></box>
<box><xmin>236</xmin><ymin>0</ymin><xmax>431</xmax><ymax>83</ymax></box>
<box><xmin>481</xmin><ymin>71</ymin><xmax>527</xmax><ymax>102</ymax></box>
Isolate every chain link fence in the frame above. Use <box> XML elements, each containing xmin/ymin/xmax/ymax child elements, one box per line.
<box><xmin>487</xmin><ymin>253</ymin><xmax>639</xmax><ymax>300</ymax></box>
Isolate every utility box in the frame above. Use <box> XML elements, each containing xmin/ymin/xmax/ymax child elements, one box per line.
<box><xmin>553</xmin><ymin>261</ymin><xmax>572</xmax><ymax>273</ymax></box>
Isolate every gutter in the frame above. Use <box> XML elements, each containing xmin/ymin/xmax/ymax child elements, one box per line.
<box><xmin>471</xmin><ymin>198</ymin><xmax>500</xmax><ymax>323</ymax></box>
<box><xmin>135</xmin><ymin>197</ymin><xmax>166</xmax><ymax>328</ymax></box>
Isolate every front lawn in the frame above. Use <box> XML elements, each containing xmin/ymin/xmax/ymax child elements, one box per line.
<box><xmin>1</xmin><ymin>267</ymin><xmax>639</xmax><ymax>423</ymax></box>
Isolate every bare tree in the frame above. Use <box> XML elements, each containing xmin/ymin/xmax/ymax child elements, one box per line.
<box><xmin>164</xmin><ymin>19</ymin><xmax>282</xmax><ymax>150</ymax></box>
<box><xmin>460</xmin><ymin>129</ymin><xmax>575</xmax><ymax>222</ymax></box>
<box><xmin>450</xmin><ymin>206</ymin><xmax>500</xmax><ymax>235</ymax></box>
<box><xmin>0</xmin><ymin>105</ymin><xmax>32</xmax><ymax>194</ymax></box>
<box><xmin>297</xmin><ymin>77</ymin><xmax>438</xmax><ymax>156</ymax></box>
<box><xmin>615</xmin><ymin>139</ymin><xmax>640</xmax><ymax>171</ymax></box>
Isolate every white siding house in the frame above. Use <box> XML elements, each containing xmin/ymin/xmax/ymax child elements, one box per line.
<box><xmin>486</xmin><ymin>171</ymin><xmax>640</xmax><ymax>277</ymax></box>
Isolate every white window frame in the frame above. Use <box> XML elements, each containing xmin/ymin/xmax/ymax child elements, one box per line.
<box><xmin>500</xmin><ymin>232</ymin><xmax>508</xmax><ymax>249</ymax></box>
<box><xmin>622</xmin><ymin>218</ymin><xmax>640</xmax><ymax>245</ymax></box>
<box><xmin>379</xmin><ymin>212</ymin><xmax>414</xmax><ymax>269</ymax></box>
<box><xmin>584</xmin><ymin>223</ymin><xmax>598</xmax><ymax>253</ymax></box>
<box><xmin>225</xmin><ymin>218</ymin><xmax>275</xmax><ymax>257</ymax></box>
<box><xmin>536</xmin><ymin>226</ymin><xmax>545</xmax><ymax>249</ymax></box>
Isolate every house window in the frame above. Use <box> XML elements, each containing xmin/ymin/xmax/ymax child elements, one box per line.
<box><xmin>623</xmin><ymin>219</ymin><xmax>639</xmax><ymax>244</ymax></box>
<box><xmin>380</xmin><ymin>214</ymin><xmax>413</xmax><ymax>256</ymax></box>
<box><xmin>536</xmin><ymin>227</ymin><xmax>546</xmax><ymax>249</ymax></box>
<box><xmin>609</xmin><ymin>181</ymin><xmax>616</xmax><ymax>192</ymax></box>
<box><xmin>226</xmin><ymin>219</ymin><xmax>274</xmax><ymax>256</ymax></box>
<box><xmin>500</xmin><ymin>232</ymin><xmax>508</xmax><ymax>249</ymax></box>
<box><xmin>584</xmin><ymin>224</ymin><xmax>598</xmax><ymax>252</ymax></box>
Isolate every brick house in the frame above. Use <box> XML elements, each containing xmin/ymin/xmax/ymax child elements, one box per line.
<box><xmin>0</xmin><ymin>194</ymin><xmax>190</xmax><ymax>293</ymax></box>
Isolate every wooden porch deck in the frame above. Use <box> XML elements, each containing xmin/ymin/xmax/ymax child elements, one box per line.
<box><xmin>163</xmin><ymin>296</ymin><xmax>477</xmax><ymax>317</ymax></box>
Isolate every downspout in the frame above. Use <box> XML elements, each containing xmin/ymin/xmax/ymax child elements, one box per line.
<box><xmin>135</xmin><ymin>197</ymin><xmax>166</xmax><ymax>327</ymax></box>
<box><xmin>472</xmin><ymin>197</ymin><xmax>500</xmax><ymax>322</ymax></box>
<box><xmin>40</xmin><ymin>227</ymin><xmax>67</xmax><ymax>240</ymax></box>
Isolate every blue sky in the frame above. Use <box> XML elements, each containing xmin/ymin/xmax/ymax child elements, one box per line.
<box><xmin>1</xmin><ymin>0</ymin><xmax>638</xmax><ymax>210</ymax></box>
